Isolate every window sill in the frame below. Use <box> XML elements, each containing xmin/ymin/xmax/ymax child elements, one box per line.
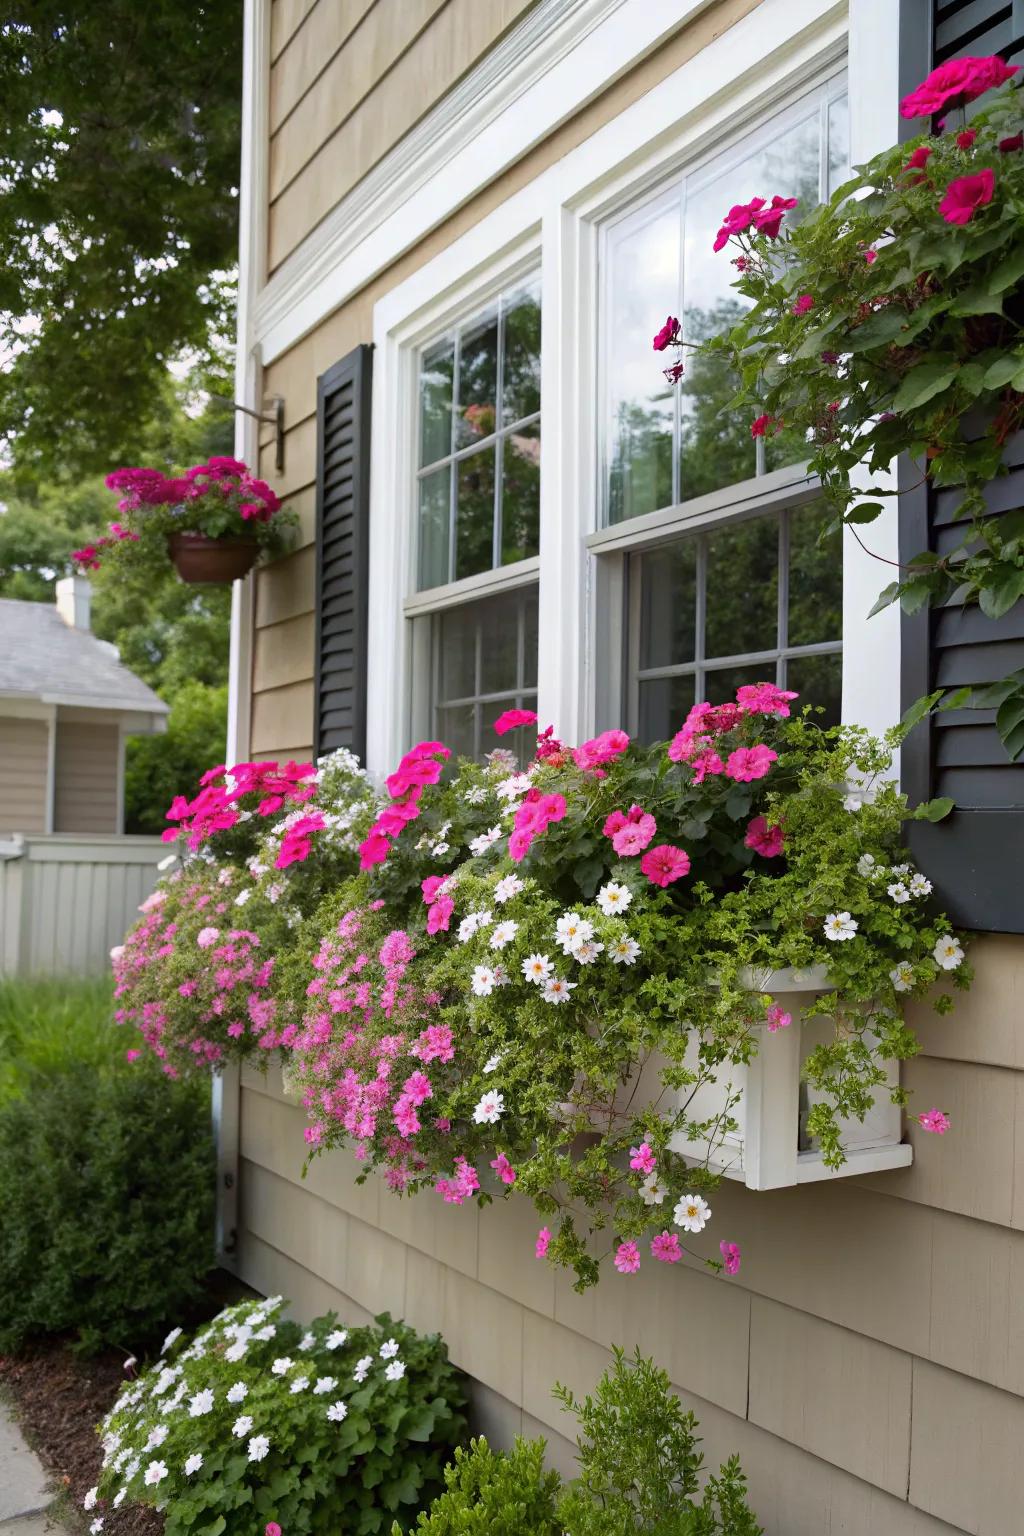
<box><xmin>403</xmin><ymin>556</ymin><xmax>540</xmax><ymax>618</ymax></box>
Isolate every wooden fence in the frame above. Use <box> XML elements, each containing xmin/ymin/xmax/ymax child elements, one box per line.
<box><xmin>0</xmin><ymin>833</ymin><xmax>165</xmax><ymax>976</ymax></box>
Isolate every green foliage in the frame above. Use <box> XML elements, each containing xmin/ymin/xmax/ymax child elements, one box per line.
<box><xmin>689</xmin><ymin>73</ymin><xmax>1024</xmax><ymax>755</ymax></box>
<box><xmin>554</xmin><ymin>1348</ymin><xmax>761</xmax><ymax>1535</ymax></box>
<box><xmin>125</xmin><ymin>681</ymin><xmax>228</xmax><ymax>834</ymax></box>
<box><xmin>398</xmin><ymin>1436</ymin><xmax>562</xmax><ymax>1535</ymax></box>
<box><xmin>0</xmin><ymin>2</ymin><xmax>241</xmax><ymax>472</ymax></box>
<box><xmin>96</xmin><ymin>1300</ymin><xmax>467</xmax><ymax>1536</ymax></box>
<box><xmin>0</xmin><ymin>1001</ymin><xmax>214</xmax><ymax>1351</ymax></box>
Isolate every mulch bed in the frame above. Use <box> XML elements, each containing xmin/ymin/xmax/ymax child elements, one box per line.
<box><xmin>0</xmin><ymin>1340</ymin><xmax>163</xmax><ymax>1536</ymax></box>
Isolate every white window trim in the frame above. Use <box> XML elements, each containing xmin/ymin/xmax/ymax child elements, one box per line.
<box><xmin>358</xmin><ymin>0</ymin><xmax>902</xmax><ymax>776</ymax></box>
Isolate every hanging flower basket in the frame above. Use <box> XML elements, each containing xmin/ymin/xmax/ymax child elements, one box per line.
<box><xmin>167</xmin><ymin>531</ymin><xmax>259</xmax><ymax>585</ymax></box>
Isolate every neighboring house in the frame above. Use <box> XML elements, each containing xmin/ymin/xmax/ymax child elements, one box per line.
<box><xmin>0</xmin><ymin>576</ymin><xmax>167</xmax><ymax>975</ymax></box>
<box><xmin>0</xmin><ymin>575</ymin><xmax>167</xmax><ymax>835</ymax></box>
<box><xmin>224</xmin><ymin>3</ymin><xmax>1024</xmax><ymax>1534</ymax></box>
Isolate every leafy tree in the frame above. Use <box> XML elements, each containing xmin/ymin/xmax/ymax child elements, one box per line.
<box><xmin>124</xmin><ymin>679</ymin><xmax>228</xmax><ymax>834</ymax></box>
<box><xmin>0</xmin><ymin>0</ymin><xmax>241</xmax><ymax>472</ymax></box>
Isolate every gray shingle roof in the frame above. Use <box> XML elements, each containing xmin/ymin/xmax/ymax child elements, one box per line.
<box><xmin>0</xmin><ymin>598</ymin><xmax>169</xmax><ymax>714</ymax></box>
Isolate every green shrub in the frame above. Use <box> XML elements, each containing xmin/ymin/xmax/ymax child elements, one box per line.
<box><xmin>0</xmin><ymin>1058</ymin><xmax>214</xmax><ymax>1352</ymax></box>
<box><xmin>93</xmin><ymin>1299</ymin><xmax>467</xmax><ymax>1535</ymax></box>
<box><xmin>0</xmin><ymin>977</ymin><xmax>117</xmax><ymax>1102</ymax></box>
<box><xmin>397</xmin><ymin>1436</ymin><xmax>562</xmax><ymax>1534</ymax></box>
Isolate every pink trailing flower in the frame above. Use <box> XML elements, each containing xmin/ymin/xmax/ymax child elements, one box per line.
<box><xmin>899</xmin><ymin>55</ymin><xmax>1018</xmax><ymax>118</ymax></box>
<box><xmin>736</xmin><ymin>682</ymin><xmax>798</xmax><ymax>718</ymax></box>
<box><xmin>765</xmin><ymin>1004</ymin><xmax>792</xmax><ymax>1033</ymax></box>
<box><xmin>791</xmin><ymin>293</ymin><xmax>814</xmax><ymax>316</ymax></box>
<box><xmin>752</xmin><ymin>195</ymin><xmax>798</xmax><ymax>238</ymax></box>
<box><xmin>651</xmin><ymin>1232</ymin><xmax>682</xmax><ymax>1264</ymax></box>
<box><xmin>744</xmin><ymin>815</ymin><xmax>785</xmax><ymax>858</ymax></box>
<box><xmin>490</xmin><ymin>1153</ymin><xmax>517</xmax><ymax>1185</ymax></box>
<box><xmin>629</xmin><ymin>1142</ymin><xmax>656</xmax><ymax>1174</ymax></box>
<box><xmin>276</xmin><ymin>812</ymin><xmax>326</xmax><ymax>869</ymax></box>
<box><xmin>712</xmin><ymin>197</ymin><xmax>766</xmax><ymax>251</ymax></box>
<box><xmin>640</xmin><ymin>844</ymin><xmax>691</xmax><ymax>888</ymax></box>
<box><xmin>652</xmin><ymin>315</ymin><xmax>681</xmax><ymax>351</ymax></box>
<box><xmin>613</xmin><ymin>1240</ymin><xmax>641</xmax><ymax>1274</ymax></box>
<box><xmin>411</xmin><ymin>1024</ymin><xmax>455</xmax><ymax>1063</ymax></box>
<box><xmin>720</xmin><ymin>1241</ymin><xmax>742</xmax><ymax>1275</ymax></box>
<box><xmin>939</xmin><ymin>168</ymin><xmax>994</xmax><ymax>224</ymax></box>
<box><xmin>509</xmin><ymin>790</ymin><xmax>567</xmax><ymax>862</ymax></box>
<box><xmin>197</xmin><ymin>927</ymin><xmax>220</xmax><ymax>948</ymax></box>
<box><xmin>426</xmin><ymin>894</ymin><xmax>454</xmax><ymax>934</ymax></box>
<box><xmin>573</xmin><ymin>729</ymin><xmax>631</xmax><ymax>772</ymax></box>
<box><xmin>919</xmin><ymin>1107</ymin><xmax>951</xmax><ymax>1135</ymax></box>
<box><xmin>725</xmin><ymin>744</ymin><xmax>778</xmax><ymax>782</ymax></box>
<box><xmin>493</xmin><ymin>708</ymin><xmax>538</xmax><ymax>736</ymax></box>
<box><xmin>535</xmin><ymin>1226</ymin><xmax>551</xmax><ymax>1258</ymax></box>
<box><xmin>605</xmin><ymin>805</ymin><xmax>657</xmax><ymax>857</ymax></box>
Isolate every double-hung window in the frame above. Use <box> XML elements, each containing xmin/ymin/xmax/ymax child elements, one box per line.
<box><xmin>599</xmin><ymin>74</ymin><xmax>849</xmax><ymax>739</ymax></box>
<box><xmin>414</xmin><ymin>278</ymin><xmax>541</xmax><ymax>758</ymax></box>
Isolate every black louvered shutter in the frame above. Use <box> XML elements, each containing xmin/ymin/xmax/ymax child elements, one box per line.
<box><xmin>314</xmin><ymin>344</ymin><xmax>372</xmax><ymax>762</ymax></box>
<box><xmin>898</xmin><ymin>1</ymin><xmax>1024</xmax><ymax>931</ymax></box>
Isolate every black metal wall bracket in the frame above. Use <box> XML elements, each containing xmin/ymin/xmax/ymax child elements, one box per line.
<box><xmin>211</xmin><ymin>394</ymin><xmax>286</xmax><ymax>473</ymax></box>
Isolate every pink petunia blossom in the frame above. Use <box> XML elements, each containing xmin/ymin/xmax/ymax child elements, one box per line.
<box><xmin>266</xmin><ymin>1523</ymin><xmax>282</xmax><ymax>1536</ymax></box>
<box><xmin>651</xmin><ymin>1232</ymin><xmax>682</xmax><ymax>1264</ymax></box>
<box><xmin>612</xmin><ymin>814</ymin><xmax>657</xmax><ymax>857</ymax></box>
<box><xmin>573</xmin><ymin>729</ymin><xmax>630</xmax><ymax>772</ymax></box>
<box><xmin>725</xmin><ymin>744</ymin><xmax>778</xmax><ymax>782</ymax></box>
<box><xmin>719</xmin><ymin>1241</ymin><xmax>742</xmax><ymax>1275</ymax></box>
<box><xmin>426</xmin><ymin>894</ymin><xmax>454</xmax><ymax>934</ymax></box>
<box><xmin>899</xmin><ymin>56</ymin><xmax>1018</xmax><ymax>119</ymax></box>
<box><xmin>864</xmin><ymin>248</ymin><xmax>878</xmax><ymax>264</ymax></box>
<box><xmin>766</xmin><ymin>1003</ymin><xmax>792</xmax><ymax>1033</ymax></box>
<box><xmin>744</xmin><ymin>815</ymin><xmax>785</xmax><ymax>858</ymax></box>
<box><xmin>652</xmin><ymin>315</ymin><xmax>681</xmax><ymax>351</ymax></box>
<box><xmin>197</xmin><ymin>927</ymin><xmax>220</xmax><ymax>948</ymax></box>
<box><xmin>629</xmin><ymin>1142</ymin><xmax>656</xmax><ymax>1174</ymax></box>
<box><xmin>712</xmin><ymin>197</ymin><xmax>766</xmax><ymax>252</ymax></box>
<box><xmin>752</xmin><ymin>194</ymin><xmax>798</xmax><ymax>238</ymax></box>
<box><xmin>736</xmin><ymin>682</ymin><xmax>798</xmax><ymax>718</ymax></box>
<box><xmin>490</xmin><ymin>1153</ymin><xmax>517</xmax><ymax>1185</ymax></box>
<box><xmin>493</xmin><ymin>708</ymin><xmax>538</xmax><ymax>736</ymax></box>
<box><xmin>956</xmin><ymin>127</ymin><xmax>977</xmax><ymax>150</ymax></box>
<box><xmin>940</xmin><ymin>168</ymin><xmax>994</xmax><ymax>224</ymax></box>
<box><xmin>535</xmin><ymin>1226</ymin><xmax>551</xmax><ymax>1258</ymax></box>
<box><xmin>614</xmin><ymin>1240</ymin><xmax>641</xmax><ymax>1274</ymax></box>
<box><xmin>640</xmin><ymin>844</ymin><xmax>691</xmax><ymax>888</ymax></box>
<box><xmin>903</xmin><ymin>144</ymin><xmax>933</xmax><ymax>180</ymax></box>
<box><xmin>791</xmin><ymin>293</ymin><xmax>814</xmax><ymax>316</ymax></box>
<box><xmin>919</xmin><ymin>1107</ymin><xmax>951</xmax><ymax>1135</ymax></box>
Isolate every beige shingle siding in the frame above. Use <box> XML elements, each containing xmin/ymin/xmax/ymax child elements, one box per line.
<box><xmin>53</xmin><ymin>719</ymin><xmax>120</xmax><ymax>834</ymax></box>
<box><xmin>0</xmin><ymin>716</ymin><xmax>49</xmax><ymax>833</ymax></box>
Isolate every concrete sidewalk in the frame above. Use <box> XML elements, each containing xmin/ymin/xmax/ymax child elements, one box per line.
<box><xmin>0</xmin><ymin>1402</ymin><xmax>62</xmax><ymax>1535</ymax></box>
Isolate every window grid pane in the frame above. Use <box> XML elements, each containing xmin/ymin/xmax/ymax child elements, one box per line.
<box><xmin>432</xmin><ymin>585</ymin><xmax>540</xmax><ymax>762</ymax></box>
<box><xmin>417</xmin><ymin>278</ymin><xmax>541</xmax><ymax>591</ymax></box>
<box><xmin>632</xmin><ymin>506</ymin><xmax>842</xmax><ymax>738</ymax></box>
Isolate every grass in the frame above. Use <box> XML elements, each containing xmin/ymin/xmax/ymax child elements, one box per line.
<box><xmin>0</xmin><ymin>976</ymin><xmax>120</xmax><ymax>1102</ymax></box>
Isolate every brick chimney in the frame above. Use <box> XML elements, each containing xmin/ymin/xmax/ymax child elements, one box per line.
<box><xmin>55</xmin><ymin>574</ymin><xmax>92</xmax><ymax>630</ymax></box>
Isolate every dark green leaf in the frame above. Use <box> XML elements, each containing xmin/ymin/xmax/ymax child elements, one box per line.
<box><xmin>892</xmin><ymin>361</ymin><xmax>959</xmax><ymax>412</ymax></box>
<box><xmin>982</xmin><ymin>354</ymin><xmax>1024</xmax><ymax>390</ymax></box>
<box><xmin>978</xmin><ymin>567</ymin><xmax>1024</xmax><ymax>619</ymax></box>
<box><xmin>988</xmin><ymin>246</ymin><xmax>1024</xmax><ymax>294</ymax></box>
<box><xmin>900</xmin><ymin>690</ymin><xmax>945</xmax><ymax>732</ymax></box>
<box><xmin>867</xmin><ymin>581</ymin><xmax>901</xmax><ymax>618</ymax></box>
<box><xmin>996</xmin><ymin>686</ymin><xmax>1024</xmax><ymax>761</ymax></box>
<box><xmin>914</xmin><ymin>796</ymin><xmax>955</xmax><ymax>821</ymax></box>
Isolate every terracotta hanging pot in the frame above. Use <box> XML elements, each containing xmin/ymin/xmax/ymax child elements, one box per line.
<box><xmin>167</xmin><ymin>532</ymin><xmax>259</xmax><ymax>584</ymax></box>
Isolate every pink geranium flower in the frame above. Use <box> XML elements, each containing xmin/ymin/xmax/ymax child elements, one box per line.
<box><xmin>956</xmin><ymin>128</ymin><xmax>977</xmax><ymax>150</ymax></box>
<box><xmin>712</xmin><ymin>197</ymin><xmax>766</xmax><ymax>252</ymax></box>
<box><xmin>719</xmin><ymin>1241</ymin><xmax>742</xmax><ymax>1275</ymax></box>
<box><xmin>752</xmin><ymin>194</ymin><xmax>798</xmax><ymax>238</ymax></box>
<box><xmin>535</xmin><ymin>1226</ymin><xmax>551</xmax><ymax>1258</ymax></box>
<box><xmin>791</xmin><ymin>293</ymin><xmax>814</xmax><ymax>316</ymax></box>
<box><xmin>426</xmin><ymin>894</ymin><xmax>454</xmax><ymax>934</ymax></box>
<box><xmin>612</xmin><ymin>813</ymin><xmax>657</xmax><ymax>857</ymax></box>
<box><xmin>725</xmin><ymin>744</ymin><xmax>778</xmax><ymax>782</ymax></box>
<box><xmin>919</xmin><ymin>1107</ymin><xmax>951</xmax><ymax>1135</ymax></box>
<box><xmin>899</xmin><ymin>55</ymin><xmax>1018</xmax><ymax>118</ymax></box>
<box><xmin>736</xmin><ymin>682</ymin><xmax>798</xmax><ymax>717</ymax></box>
<box><xmin>750</xmin><ymin>413</ymin><xmax>773</xmax><ymax>438</ymax></box>
<box><xmin>614</xmin><ymin>1240</ymin><xmax>641</xmax><ymax>1274</ymax></box>
<box><xmin>652</xmin><ymin>315</ymin><xmax>680</xmax><ymax>351</ymax></box>
<box><xmin>765</xmin><ymin>1003</ymin><xmax>791</xmax><ymax>1033</ymax></box>
<box><xmin>573</xmin><ymin>729</ymin><xmax>631</xmax><ymax>772</ymax></box>
<box><xmin>629</xmin><ymin>1142</ymin><xmax>656</xmax><ymax>1174</ymax></box>
<box><xmin>490</xmin><ymin>1153</ymin><xmax>517</xmax><ymax>1185</ymax></box>
<box><xmin>939</xmin><ymin>169</ymin><xmax>994</xmax><ymax>224</ymax></box>
<box><xmin>903</xmin><ymin>144</ymin><xmax>932</xmax><ymax>180</ymax></box>
<box><xmin>493</xmin><ymin>708</ymin><xmax>538</xmax><ymax>736</ymax></box>
<box><xmin>640</xmin><ymin>844</ymin><xmax>691</xmax><ymax>888</ymax></box>
<box><xmin>651</xmin><ymin>1232</ymin><xmax>682</xmax><ymax>1264</ymax></box>
<box><xmin>744</xmin><ymin>815</ymin><xmax>784</xmax><ymax>858</ymax></box>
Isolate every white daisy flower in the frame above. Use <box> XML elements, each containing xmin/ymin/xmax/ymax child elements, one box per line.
<box><xmin>247</xmin><ymin>1435</ymin><xmax>271</xmax><ymax>1463</ymax></box>
<box><xmin>385</xmin><ymin>1360</ymin><xmax>406</xmax><ymax>1382</ymax></box>
<box><xmin>483</xmin><ymin>1052</ymin><xmax>503</xmax><ymax>1074</ymax></box>
<box><xmin>143</xmin><ymin>1461</ymin><xmax>168</xmax><ymax>1487</ymax></box>
<box><xmin>84</xmin><ymin>1488</ymin><xmax>99</xmax><ymax>1511</ymax></box>
<box><xmin>555</xmin><ymin>913</ymin><xmax>594</xmax><ymax>954</ymax></box>
<box><xmin>224</xmin><ymin>1341</ymin><xmax>248</xmax><ymax>1363</ymax></box>
<box><xmin>380</xmin><ymin>1339</ymin><xmax>399</xmax><ymax>1359</ymax></box>
<box><xmin>542</xmin><ymin>976</ymin><xmax>576</xmax><ymax>1005</ymax></box>
<box><xmin>640</xmin><ymin>1172</ymin><xmax>669</xmax><ymax>1206</ymax></box>
<box><xmin>909</xmin><ymin>873</ymin><xmax>932</xmax><ymax>897</ymax></box>
<box><xmin>491</xmin><ymin>963</ymin><xmax>511</xmax><ymax>987</ymax></box>
<box><xmin>271</xmin><ymin>1357</ymin><xmax>293</xmax><ymax>1375</ymax></box>
<box><xmin>571</xmin><ymin>940</ymin><xmax>604</xmax><ymax>965</ymax></box>
<box><xmin>823</xmin><ymin>912</ymin><xmax>858</xmax><ymax>941</ymax></box>
<box><xmin>160</xmin><ymin>1327</ymin><xmax>182</xmax><ymax>1355</ymax></box>
<box><xmin>353</xmin><ymin>1356</ymin><xmax>373</xmax><ymax>1383</ymax></box>
<box><xmin>327</xmin><ymin>1399</ymin><xmax>348</xmax><ymax>1422</ymax></box>
<box><xmin>113</xmin><ymin>1490</ymin><xmax>126</xmax><ymax>1509</ymax></box>
<box><xmin>188</xmin><ymin>1389</ymin><xmax>214</xmax><ymax>1417</ymax></box>
<box><xmin>674</xmin><ymin>1193</ymin><xmax>712</xmax><ymax>1233</ymax></box>
<box><xmin>312</xmin><ymin>1376</ymin><xmax>338</xmax><ymax>1395</ymax></box>
<box><xmin>234</xmin><ymin>888</ymin><xmax>252</xmax><ymax>907</ymax></box>
<box><xmin>596</xmin><ymin>881</ymin><xmax>632</xmax><ymax>916</ymax></box>
<box><xmin>934</xmin><ymin>934</ymin><xmax>964</xmax><ymax>970</ymax></box>
<box><xmin>471</xmin><ymin>965</ymin><xmax>496</xmax><ymax>997</ymax></box>
<box><xmin>469</xmin><ymin>825</ymin><xmax>503</xmax><ymax>856</ymax></box>
<box><xmin>325</xmin><ymin>1329</ymin><xmax>348</xmax><ymax>1350</ymax></box>
<box><xmin>232</xmin><ymin>1415</ymin><xmax>254</xmax><ymax>1438</ymax></box>
<box><xmin>226</xmin><ymin>1381</ymin><xmax>248</xmax><ymax>1403</ymax></box>
<box><xmin>892</xmin><ymin>863</ymin><xmax>911</xmax><ymax>877</ymax></box>
<box><xmin>289</xmin><ymin>1377</ymin><xmax>310</xmax><ymax>1394</ymax></box>
<box><xmin>888</xmin><ymin>882</ymin><xmax>911</xmax><ymax>905</ymax></box>
<box><xmin>184</xmin><ymin>1453</ymin><xmax>203</xmax><ymax>1475</ymax></box>
<box><xmin>489</xmin><ymin>920</ymin><xmax>518</xmax><ymax>950</ymax></box>
<box><xmin>298</xmin><ymin>1331</ymin><xmax>316</xmax><ymax>1351</ymax></box>
<box><xmin>856</xmin><ymin>853</ymin><xmax>877</xmax><ymax>877</ymax></box>
<box><xmin>458</xmin><ymin>910</ymin><xmax>492</xmax><ymax>944</ymax></box>
<box><xmin>145</xmin><ymin>1425</ymin><xmax>169</xmax><ymax>1450</ymax></box>
<box><xmin>463</xmin><ymin>785</ymin><xmax>487</xmax><ymax>805</ymax></box>
<box><xmin>890</xmin><ymin>961</ymin><xmax>915</xmax><ymax>993</ymax></box>
<box><xmin>90</xmin><ymin>1521</ymin><xmax>103</xmax><ymax>1534</ymax></box>
<box><xmin>496</xmin><ymin>773</ymin><xmax>532</xmax><ymax>801</ymax></box>
<box><xmin>494</xmin><ymin>874</ymin><xmax>525</xmax><ymax>904</ymax></box>
<box><xmin>254</xmin><ymin>1325</ymin><xmax>277</xmax><ymax>1341</ymax></box>
<box><xmin>521</xmin><ymin>952</ymin><xmax>552</xmax><ymax>984</ymax></box>
<box><xmin>609</xmin><ymin>935</ymin><xmax>640</xmax><ymax>966</ymax></box>
<box><xmin>473</xmin><ymin>1090</ymin><xmax>505</xmax><ymax>1124</ymax></box>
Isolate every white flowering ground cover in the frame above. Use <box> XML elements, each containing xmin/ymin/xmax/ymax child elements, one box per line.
<box><xmin>89</xmin><ymin>1297</ymin><xmax>465</xmax><ymax>1535</ymax></box>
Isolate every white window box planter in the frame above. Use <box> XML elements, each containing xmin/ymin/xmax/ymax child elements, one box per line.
<box><xmin>652</xmin><ymin>966</ymin><xmax>913</xmax><ymax>1190</ymax></box>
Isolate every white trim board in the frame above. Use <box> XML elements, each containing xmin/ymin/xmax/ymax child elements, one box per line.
<box><xmin>252</xmin><ymin>0</ymin><xmax>720</xmax><ymax>364</ymax></box>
